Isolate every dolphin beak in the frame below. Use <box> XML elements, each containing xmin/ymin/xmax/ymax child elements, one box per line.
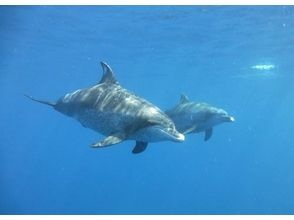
<box><xmin>176</xmin><ymin>133</ymin><xmax>185</xmax><ymax>142</ymax></box>
<box><xmin>229</xmin><ymin>116</ymin><xmax>235</xmax><ymax>122</ymax></box>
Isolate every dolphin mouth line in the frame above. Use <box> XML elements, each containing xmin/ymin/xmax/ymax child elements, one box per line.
<box><xmin>160</xmin><ymin>128</ymin><xmax>185</xmax><ymax>142</ymax></box>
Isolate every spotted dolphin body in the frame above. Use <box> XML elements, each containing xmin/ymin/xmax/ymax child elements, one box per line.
<box><xmin>26</xmin><ymin>62</ymin><xmax>185</xmax><ymax>154</ymax></box>
<box><xmin>165</xmin><ymin>95</ymin><xmax>234</xmax><ymax>141</ymax></box>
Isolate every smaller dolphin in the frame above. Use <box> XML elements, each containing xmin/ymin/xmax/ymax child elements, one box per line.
<box><xmin>165</xmin><ymin>94</ymin><xmax>235</xmax><ymax>141</ymax></box>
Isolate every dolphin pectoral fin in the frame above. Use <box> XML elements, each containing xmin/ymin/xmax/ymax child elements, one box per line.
<box><xmin>204</xmin><ymin>127</ymin><xmax>213</xmax><ymax>141</ymax></box>
<box><xmin>132</xmin><ymin>141</ymin><xmax>148</xmax><ymax>154</ymax></box>
<box><xmin>91</xmin><ymin>133</ymin><xmax>126</xmax><ymax>148</ymax></box>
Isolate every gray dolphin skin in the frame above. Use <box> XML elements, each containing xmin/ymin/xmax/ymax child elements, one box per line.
<box><xmin>26</xmin><ymin>62</ymin><xmax>185</xmax><ymax>154</ymax></box>
<box><xmin>165</xmin><ymin>94</ymin><xmax>235</xmax><ymax>141</ymax></box>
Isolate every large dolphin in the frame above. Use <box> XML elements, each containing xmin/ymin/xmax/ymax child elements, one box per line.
<box><xmin>165</xmin><ymin>94</ymin><xmax>235</xmax><ymax>141</ymax></box>
<box><xmin>26</xmin><ymin>62</ymin><xmax>185</xmax><ymax>154</ymax></box>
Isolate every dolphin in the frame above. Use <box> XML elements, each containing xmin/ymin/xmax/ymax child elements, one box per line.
<box><xmin>26</xmin><ymin>62</ymin><xmax>185</xmax><ymax>154</ymax></box>
<box><xmin>165</xmin><ymin>94</ymin><xmax>235</xmax><ymax>141</ymax></box>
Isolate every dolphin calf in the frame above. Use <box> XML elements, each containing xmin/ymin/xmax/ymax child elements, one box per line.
<box><xmin>26</xmin><ymin>62</ymin><xmax>185</xmax><ymax>154</ymax></box>
<box><xmin>165</xmin><ymin>94</ymin><xmax>235</xmax><ymax>141</ymax></box>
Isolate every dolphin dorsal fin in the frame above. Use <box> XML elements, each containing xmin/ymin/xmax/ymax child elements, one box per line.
<box><xmin>99</xmin><ymin>61</ymin><xmax>118</xmax><ymax>84</ymax></box>
<box><xmin>180</xmin><ymin>94</ymin><xmax>189</xmax><ymax>104</ymax></box>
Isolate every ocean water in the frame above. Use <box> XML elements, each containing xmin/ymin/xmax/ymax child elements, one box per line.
<box><xmin>1</xmin><ymin>6</ymin><xmax>294</xmax><ymax>214</ymax></box>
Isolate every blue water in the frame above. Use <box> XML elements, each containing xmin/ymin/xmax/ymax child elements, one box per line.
<box><xmin>1</xmin><ymin>6</ymin><xmax>294</xmax><ymax>214</ymax></box>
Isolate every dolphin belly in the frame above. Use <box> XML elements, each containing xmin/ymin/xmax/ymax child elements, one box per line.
<box><xmin>130</xmin><ymin>125</ymin><xmax>185</xmax><ymax>143</ymax></box>
<box><xmin>74</xmin><ymin>108</ymin><xmax>136</xmax><ymax>136</ymax></box>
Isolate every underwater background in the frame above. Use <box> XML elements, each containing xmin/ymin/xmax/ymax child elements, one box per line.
<box><xmin>1</xmin><ymin>6</ymin><xmax>294</xmax><ymax>214</ymax></box>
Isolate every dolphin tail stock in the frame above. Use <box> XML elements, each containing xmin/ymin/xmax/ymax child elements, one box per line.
<box><xmin>24</xmin><ymin>94</ymin><xmax>55</xmax><ymax>107</ymax></box>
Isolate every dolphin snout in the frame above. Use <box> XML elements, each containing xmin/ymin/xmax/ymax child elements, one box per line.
<box><xmin>175</xmin><ymin>132</ymin><xmax>185</xmax><ymax>142</ymax></box>
<box><xmin>222</xmin><ymin>115</ymin><xmax>235</xmax><ymax>122</ymax></box>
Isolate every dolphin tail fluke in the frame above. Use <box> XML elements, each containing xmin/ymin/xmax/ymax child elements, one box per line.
<box><xmin>25</xmin><ymin>94</ymin><xmax>55</xmax><ymax>107</ymax></box>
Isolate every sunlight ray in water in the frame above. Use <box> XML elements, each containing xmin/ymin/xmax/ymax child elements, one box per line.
<box><xmin>251</xmin><ymin>64</ymin><xmax>275</xmax><ymax>71</ymax></box>
<box><xmin>232</xmin><ymin>62</ymin><xmax>278</xmax><ymax>79</ymax></box>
